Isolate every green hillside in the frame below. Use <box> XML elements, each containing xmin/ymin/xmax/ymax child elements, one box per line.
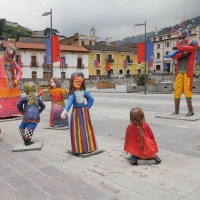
<box><xmin>0</xmin><ymin>19</ymin><xmax>32</xmax><ymax>38</ymax></box>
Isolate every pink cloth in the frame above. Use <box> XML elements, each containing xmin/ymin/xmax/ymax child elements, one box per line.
<box><xmin>0</xmin><ymin>56</ymin><xmax>23</xmax><ymax>80</ymax></box>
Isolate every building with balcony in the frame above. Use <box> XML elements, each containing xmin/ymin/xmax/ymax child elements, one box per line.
<box><xmin>1</xmin><ymin>40</ymin><xmax>89</xmax><ymax>81</ymax></box>
<box><xmin>148</xmin><ymin>25</ymin><xmax>200</xmax><ymax>74</ymax></box>
<box><xmin>84</xmin><ymin>42</ymin><xmax>144</xmax><ymax>79</ymax></box>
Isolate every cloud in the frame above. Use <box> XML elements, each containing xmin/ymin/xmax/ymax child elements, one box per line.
<box><xmin>0</xmin><ymin>0</ymin><xmax>199</xmax><ymax>41</ymax></box>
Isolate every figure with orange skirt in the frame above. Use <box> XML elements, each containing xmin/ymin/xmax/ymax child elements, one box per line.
<box><xmin>124</xmin><ymin>107</ymin><xmax>161</xmax><ymax>165</ymax></box>
<box><xmin>61</xmin><ymin>71</ymin><xmax>97</xmax><ymax>154</ymax></box>
<box><xmin>38</xmin><ymin>77</ymin><xmax>69</xmax><ymax>127</ymax></box>
<box><xmin>0</xmin><ymin>44</ymin><xmax>23</xmax><ymax>118</ymax></box>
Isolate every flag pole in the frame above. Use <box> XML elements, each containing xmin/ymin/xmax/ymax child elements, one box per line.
<box><xmin>144</xmin><ymin>21</ymin><xmax>146</xmax><ymax>94</ymax></box>
<box><xmin>50</xmin><ymin>8</ymin><xmax>53</xmax><ymax>78</ymax></box>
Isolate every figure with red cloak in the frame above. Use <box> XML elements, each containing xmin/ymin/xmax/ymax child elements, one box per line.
<box><xmin>0</xmin><ymin>44</ymin><xmax>23</xmax><ymax>118</ymax></box>
<box><xmin>124</xmin><ymin>107</ymin><xmax>161</xmax><ymax>165</ymax></box>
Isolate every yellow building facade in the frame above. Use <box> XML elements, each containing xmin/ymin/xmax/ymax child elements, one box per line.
<box><xmin>84</xmin><ymin>44</ymin><xmax>146</xmax><ymax>79</ymax></box>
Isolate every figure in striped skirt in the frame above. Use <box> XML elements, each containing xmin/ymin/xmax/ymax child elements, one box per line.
<box><xmin>61</xmin><ymin>71</ymin><xmax>97</xmax><ymax>154</ymax></box>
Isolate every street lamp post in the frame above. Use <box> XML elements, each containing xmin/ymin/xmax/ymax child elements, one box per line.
<box><xmin>134</xmin><ymin>21</ymin><xmax>147</xmax><ymax>94</ymax></box>
<box><xmin>42</xmin><ymin>8</ymin><xmax>53</xmax><ymax>78</ymax></box>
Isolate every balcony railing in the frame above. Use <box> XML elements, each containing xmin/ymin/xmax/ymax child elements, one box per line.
<box><xmin>106</xmin><ymin>59</ymin><xmax>114</xmax><ymax>63</ymax></box>
<box><xmin>42</xmin><ymin>63</ymin><xmax>51</xmax><ymax>71</ymax></box>
<box><xmin>77</xmin><ymin>64</ymin><xmax>84</xmax><ymax>69</ymax></box>
<box><xmin>128</xmin><ymin>60</ymin><xmax>133</xmax><ymax>64</ymax></box>
<box><xmin>30</xmin><ymin>62</ymin><xmax>39</xmax><ymax>68</ymax></box>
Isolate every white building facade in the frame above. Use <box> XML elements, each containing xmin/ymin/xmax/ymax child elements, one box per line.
<box><xmin>1</xmin><ymin>41</ymin><xmax>89</xmax><ymax>81</ymax></box>
<box><xmin>148</xmin><ymin>25</ymin><xmax>200</xmax><ymax>74</ymax></box>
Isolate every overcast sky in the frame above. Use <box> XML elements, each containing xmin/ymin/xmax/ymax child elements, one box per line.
<box><xmin>1</xmin><ymin>0</ymin><xmax>200</xmax><ymax>42</ymax></box>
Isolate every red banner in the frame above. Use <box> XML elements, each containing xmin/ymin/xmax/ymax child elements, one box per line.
<box><xmin>137</xmin><ymin>42</ymin><xmax>145</xmax><ymax>62</ymax></box>
<box><xmin>52</xmin><ymin>35</ymin><xmax>60</xmax><ymax>62</ymax></box>
<box><xmin>106</xmin><ymin>62</ymin><xmax>110</xmax><ymax>71</ymax></box>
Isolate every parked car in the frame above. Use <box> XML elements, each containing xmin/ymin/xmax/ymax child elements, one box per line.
<box><xmin>111</xmin><ymin>73</ymin><xmax>125</xmax><ymax>79</ymax></box>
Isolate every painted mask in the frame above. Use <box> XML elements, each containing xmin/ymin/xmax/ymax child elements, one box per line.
<box><xmin>177</xmin><ymin>28</ymin><xmax>189</xmax><ymax>40</ymax></box>
<box><xmin>5</xmin><ymin>44</ymin><xmax>16</xmax><ymax>60</ymax></box>
<box><xmin>73</xmin><ymin>75</ymin><xmax>84</xmax><ymax>90</ymax></box>
<box><xmin>49</xmin><ymin>78</ymin><xmax>56</xmax><ymax>88</ymax></box>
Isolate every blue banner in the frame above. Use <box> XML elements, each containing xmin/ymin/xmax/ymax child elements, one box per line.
<box><xmin>62</xmin><ymin>57</ymin><xmax>65</xmax><ymax>67</ymax></box>
<box><xmin>45</xmin><ymin>38</ymin><xmax>51</xmax><ymax>64</ymax></box>
<box><xmin>146</xmin><ymin>41</ymin><xmax>154</xmax><ymax>62</ymax></box>
<box><xmin>163</xmin><ymin>62</ymin><xmax>168</xmax><ymax>69</ymax></box>
<box><xmin>196</xmin><ymin>51</ymin><xmax>200</xmax><ymax>62</ymax></box>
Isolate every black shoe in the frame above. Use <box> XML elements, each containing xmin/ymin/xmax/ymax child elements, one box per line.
<box><xmin>154</xmin><ymin>155</ymin><xmax>161</xmax><ymax>164</ymax></box>
<box><xmin>130</xmin><ymin>159</ymin><xmax>137</xmax><ymax>165</ymax></box>
<box><xmin>185</xmin><ymin>111</ymin><xmax>194</xmax><ymax>117</ymax></box>
<box><xmin>24</xmin><ymin>140</ymin><xmax>34</xmax><ymax>146</ymax></box>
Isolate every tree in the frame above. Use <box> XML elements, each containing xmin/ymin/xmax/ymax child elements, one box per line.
<box><xmin>44</xmin><ymin>28</ymin><xmax>59</xmax><ymax>37</ymax></box>
<box><xmin>0</xmin><ymin>19</ymin><xmax>5</xmax><ymax>36</ymax></box>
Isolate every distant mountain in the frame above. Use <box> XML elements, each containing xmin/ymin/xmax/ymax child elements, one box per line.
<box><xmin>116</xmin><ymin>16</ymin><xmax>200</xmax><ymax>46</ymax></box>
<box><xmin>116</xmin><ymin>31</ymin><xmax>155</xmax><ymax>46</ymax></box>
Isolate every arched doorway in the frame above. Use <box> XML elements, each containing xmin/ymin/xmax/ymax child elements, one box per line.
<box><xmin>126</xmin><ymin>69</ymin><xmax>130</xmax><ymax>78</ymax></box>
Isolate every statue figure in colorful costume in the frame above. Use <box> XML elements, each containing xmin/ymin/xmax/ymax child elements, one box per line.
<box><xmin>61</xmin><ymin>71</ymin><xmax>98</xmax><ymax>154</ymax></box>
<box><xmin>38</xmin><ymin>77</ymin><xmax>69</xmax><ymax>127</ymax></box>
<box><xmin>0</xmin><ymin>44</ymin><xmax>23</xmax><ymax>118</ymax></box>
<box><xmin>17</xmin><ymin>82</ymin><xmax>45</xmax><ymax>146</ymax></box>
<box><xmin>166</xmin><ymin>27</ymin><xmax>198</xmax><ymax>116</ymax></box>
<box><xmin>124</xmin><ymin>107</ymin><xmax>161</xmax><ymax>165</ymax></box>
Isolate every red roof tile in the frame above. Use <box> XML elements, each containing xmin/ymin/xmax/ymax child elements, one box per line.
<box><xmin>2</xmin><ymin>41</ymin><xmax>89</xmax><ymax>52</ymax></box>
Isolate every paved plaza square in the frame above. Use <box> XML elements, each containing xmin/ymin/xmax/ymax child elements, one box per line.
<box><xmin>1</xmin><ymin>85</ymin><xmax>200</xmax><ymax>199</ymax></box>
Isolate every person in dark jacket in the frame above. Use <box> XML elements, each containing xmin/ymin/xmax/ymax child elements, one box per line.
<box><xmin>17</xmin><ymin>82</ymin><xmax>45</xmax><ymax>146</ymax></box>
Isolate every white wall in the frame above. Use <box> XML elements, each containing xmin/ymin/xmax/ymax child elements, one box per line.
<box><xmin>20</xmin><ymin>51</ymin><xmax>89</xmax><ymax>79</ymax></box>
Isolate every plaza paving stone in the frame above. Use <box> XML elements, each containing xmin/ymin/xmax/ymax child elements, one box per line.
<box><xmin>1</xmin><ymin>85</ymin><xmax>200</xmax><ymax>199</ymax></box>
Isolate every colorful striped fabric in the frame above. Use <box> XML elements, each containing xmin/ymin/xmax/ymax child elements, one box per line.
<box><xmin>70</xmin><ymin>106</ymin><xmax>97</xmax><ymax>153</ymax></box>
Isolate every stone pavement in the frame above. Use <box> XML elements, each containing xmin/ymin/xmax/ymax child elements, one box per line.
<box><xmin>1</xmin><ymin>85</ymin><xmax>200</xmax><ymax>199</ymax></box>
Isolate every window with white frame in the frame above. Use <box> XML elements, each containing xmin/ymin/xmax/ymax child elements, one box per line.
<box><xmin>165</xmin><ymin>51</ymin><xmax>170</xmax><ymax>56</ymax></box>
<box><xmin>156</xmin><ymin>65</ymin><xmax>160</xmax><ymax>71</ymax></box>
<box><xmin>96</xmin><ymin>53</ymin><xmax>101</xmax><ymax>63</ymax></box>
<box><xmin>107</xmin><ymin>54</ymin><xmax>113</xmax><ymax>62</ymax></box>
<box><xmin>126</xmin><ymin>55</ymin><xmax>132</xmax><ymax>63</ymax></box>
<box><xmin>96</xmin><ymin>69</ymin><xmax>100</xmax><ymax>75</ymax></box>
<box><xmin>166</xmin><ymin>42</ymin><xmax>170</xmax><ymax>47</ymax></box>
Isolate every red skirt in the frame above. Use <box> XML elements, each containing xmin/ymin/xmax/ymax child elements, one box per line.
<box><xmin>124</xmin><ymin>122</ymin><xmax>158</xmax><ymax>159</ymax></box>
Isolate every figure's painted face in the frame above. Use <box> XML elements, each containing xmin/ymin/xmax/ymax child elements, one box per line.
<box><xmin>8</xmin><ymin>49</ymin><xmax>15</xmax><ymax>59</ymax></box>
<box><xmin>5</xmin><ymin>45</ymin><xmax>16</xmax><ymax>60</ymax></box>
<box><xmin>177</xmin><ymin>28</ymin><xmax>189</xmax><ymax>40</ymax></box>
<box><xmin>73</xmin><ymin>75</ymin><xmax>84</xmax><ymax>90</ymax></box>
<box><xmin>50</xmin><ymin>78</ymin><xmax>56</xmax><ymax>88</ymax></box>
